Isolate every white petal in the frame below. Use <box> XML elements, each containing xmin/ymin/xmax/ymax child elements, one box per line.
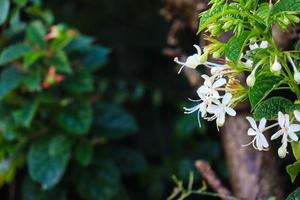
<box><xmin>201</xmin><ymin>74</ymin><xmax>210</xmax><ymax>81</ymax></box>
<box><xmin>225</xmin><ymin>107</ymin><xmax>236</xmax><ymax>116</ymax></box>
<box><xmin>278</xmin><ymin>112</ymin><xmax>285</xmax><ymax>127</ymax></box>
<box><xmin>197</xmin><ymin>86</ymin><xmax>209</xmax><ymax>95</ymax></box>
<box><xmin>248</xmin><ymin>128</ymin><xmax>257</xmax><ymax>136</ymax></box>
<box><xmin>289</xmin><ymin>124</ymin><xmax>300</xmax><ymax>132</ymax></box>
<box><xmin>213</xmin><ymin>78</ymin><xmax>227</xmax><ymax>88</ymax></box>
<box><xmin>246</xmin><ymin>116</ymin><xmax>258</xmax><ymax>130</ymax></box>
<box><xmin>193</xmin><ymin>45</ymin><xmax>202</xmax><ymax>55</ymax></box>
<box><xmin>212</xmin><ymin>90</ymin><xmax>220</xmax><ymax>99</ymax></box>
<box><xmin>259</xmin><ymin>133</ymin><xmax>269</xmax><ymax>148</ymax></box>
<box><xmin>222</xmin><ymin>93</ymin><xmax>232</xmax><ymax>105</ymax></box>
<box><xmin>260</xmin><ymin>41</ymin><xmax>269</xmax><ymax>49</ymax></box>
<box><xmin>256</xmin><ymin>138</ymin><xmax>263</xmax><ymax>151</ymax></box>
<box><xmin>294</xmin><ymin>110</ymin><xmax>300</xmax><ymax>122</ymax></box>
<box><xmin>249</xmin><ymin>43</ymin><xmax>259</xmax><ymax>50</ymax></box>
<box><xmin>271</xmin><ymin>130</ymin><xmax>283</xmax><ymax>140</ymax></box>
<box><xmin>258</xmin><ymin>118</ymin><xmax>266</xmax><ymax>131</ymax></box>
<box><xmin>207</xmin><ymin>105</ymin><xmax>219</xmax><ymax>114</ymax></box>
<box><xmin>186</xmin><ymin>55</ymin><xmax>200</xmax><ymax>68</ymax></box>
<box><xmin>288</xmin><ymin>131</ymin><xmax>299</xmax><ymax>141</ymax></box>
<box><xmin>217</xmin><ymin>112</ymin><xmax>225</xmax><ymax>127</ymax></box>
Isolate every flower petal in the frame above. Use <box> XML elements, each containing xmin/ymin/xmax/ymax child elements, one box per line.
<box><xmin>246</xmin><ymin>116</ymin><xmax>258</xmax><ymax>130</ymax></box>
<box><xmin>225</xmin><ymin>107</ymin><xmax>236</xmax><ymax>116</ymax></box>
<box><xmin>260</xmin><ymin>41</ymin><xmax>269</xmax><ymax>48</ymax></box>
<box><xmin>193</xmin><ymin>45</ymin><xmax>202</xmax><ymax>55</ymax></box>
<box><xmin>288</xmin><ymin>131</ymin><xmax>299</xmax><ymax>141</ymax></box>
<box><xmin>271</xmin><ymin>130</ymin><xmax>282</xmax><ymax>140</ymax></box>
<box><xmin>207</xmin><ymin>104</ymin><xmax>219</xmax><ymax>114</ymax></box>
<box><xmin>259</xmin><ymin>133</ymin><xmax>269</xmax><ymax>148</ymax></box>
<box><xmin>247</xmin><ymin>128</ymin><xmax>257</xmax><ymax>136</ymax></box>
<box><xmin>289</xmin><ymin>124</ymin><xmax>300</xmax><ymax>132</ymax></box>
<box><xmin>278</xmin><ymin>112</ymin><xmax>285</xmax><ymax>128</ymax></box>
<box><xmin>217</xmin><ymin>112</ymin><xmax>225</xmax><ymax>127</ymax></box>
<box><xmin>258</xmin><ymin>118</ymin><xmax>266</xmax><ymax>131</ymax></box>
<box><xmin>222</xmin><ymin>93</ymin><xmax>232</xmax><ymax>105</ymax></box>
<box><xmin>213</xmin><ymin>78</ymin><xmax>226</xmax><ymax>88</ymax></box>
<box><xmin>294</xmin><ymin>110</ymin><xmax>300</xmax><ymax>122</ymax></box>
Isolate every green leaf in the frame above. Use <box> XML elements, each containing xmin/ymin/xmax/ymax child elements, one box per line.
<box><xmin>65</xmin><ymin>35</ymin><xmax>94</xmax><ymax>52</ymax></box>
<box><xmin>0</xmin><ymin>68</ymin><xmax>24</xmax><ymax>98</ymax></box>
<box><xmin>248</xmin><ymin>74</ymin><xmax>283</xmax><ymax>109</ymax></box>
<box><xmin>24</xmin><ymin>69</ymin><xmax>42</xmax><ymax>92</ymax></box>
<box><xmin>49</xmin><ymin>135</ymin><xmax>73</xmax><ymax>156</ymax></box>
<box><xmin>93</xmin><ymin>103</ymin><xmax>138</xmax><ymax>139</ymax></box>
<box><xmin>63</xmin><ymin>70</ymin><xmax>94</xmax><ymax>94</ymax></box>
<box><xmin>287</xmin><ymin>161</ymin><xmax>300</xmax><ymax>182</ymax></box>
<box><xmin>57</xmin><ymin>101</ymin><xmax>92</xmax><ymax>135</ymax></box>
<box><xmin>75</xmin><ymin>139</ymin><xmax>93</xmax><ymax>167</ymax></box>
<box><xmin>48</xmin><ymin>51</ymin><xmax>72</xmax><ymax>74</ymax></box>
<box><xmin>0</xmin><ymin>43</ymin><xmax>31</xmax><ymax>65</ymax></box>
<box><xmin>14</xmin><ymin>0</ymin><xmax>28</xmax><ymax>7</ymax></box>
<box><xmin>24</xmin><ymin>51</ymin><xmax>45</xmax><ymax>67</ymax></box>
<box><xmin>253</xmin><ymin>97</ymin><xmax>293</xmax><ymax>120</ymax></box>
<box><xmin>28</xmin><ymin>138</ymin><xmax>70</xmax><ymax>189</ymax></box>
<box><xmin>22</xmin><ymin>176</ymin><xmax>66</xmax><ymax>200</ymax></box>
<box><xmin>225</xmin><ymin>31</ymin><xmax>250</xmax><ymax>64</ymax></box>
<box><xmin>82</xmin><ymin>46</ymin><xmax>109</xmax><ymax>71</ymax></box>
<box><xmin>287</xmin><ymin>187</ymin><xmax>300</xmax><ymax>200</ymax></box>
<box><xmin>271</xmin><ymin>0</ymin><xmax>300</xmax><ymax>15</ymax></box>
<box><xmin>198</xmin><ymin>6</ymin><xmax>224</xmax><ymax>33</ymax></box>
<box><xmin>0</xmin><ymin>0</ymin><xmax>10</xmax><ymax>26</ymax></box>
<box><xmin>13</xmin><ymin>100</ymin><xmax>39</xmax><ymax>128</ymax></box>
<box><xmin>26</xmin><ymin>20</ymin><xmax>47</xmax><ymax>48</ymax></box>
<box><xmin>292</xmin><ymin>141</ymin><xmax>300</xmax><ymax>161</ymax></box>
<box><xmin>74</xmin><ymin>161</ymin><xmax>120</xmax><ymax>200</ymax></box>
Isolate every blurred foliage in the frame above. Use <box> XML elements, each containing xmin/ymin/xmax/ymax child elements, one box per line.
<box><xmin>0</xmin><ymin>0</ymin><xmax>227</xmax><ymax>200</ymax></box>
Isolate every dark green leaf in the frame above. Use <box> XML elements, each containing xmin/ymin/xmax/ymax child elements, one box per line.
<box><xmin>22</xmin><ymin>176</ymin><xmax>66</xmax><ymax>200</ymax></box>
<box><xmin>13</xmin><ymin>100</ymin><xmax>39</xmax><ymax>128</ymax></box>
<box><xmin>0</xmin><ymin>68</ymin><xmax>24</xmax><ymax>98</ymax></box>
<box><xmin>74</xmin><ymin>161</ymin><xmax>120</xmax><ymax>200</ymax></box>
<box><xmin>49</xmin><ymin>135</ymin><xmax>73</xmax><ymax>156</ymax></box>
<box><xmin>65</xmin><ymin>35</ymin><xmax>94</xmax><ymax>52</ymax></box>
<box><xmin>26</xmin><ymin>21</ymin><xmax>47</xmax><ymax>48</ymax></box>
<box><xmin>225</xmin><ymin>31</ymin><xmax>250</xmax><ymax>64</ymax></box>
<box><xmin>271</xmin><ymin>0</ymin><xmax>300</xmax><ymax>15</ymax></box>
<box><xmin>14</xmin><ymin>0</ymin><xmax>28</xmax><ymax>7</ymax></box>
<box><xmin>82</xmin><ymin>46</ymin><xmax>109</xmax><ymax>71</ymax></box>
<box><xmin>75</xmin><ymin>139</ymin><xmax>93</xmax><ymax>167</ymax></box>
<box><xmin>249</xmin><ymin>74</ymin><xmax>283</xmax><ymax>109</ymax></box>
<box><xmin>58</xmin><ymin>102</ymin><xmax>92</xmax><ymax>135</ymax></box>
<box><xmin>63</xmin><ymin>70</ymin><xmax>94</xmax><ymax>94</ymax></box>
<box><xmin>48</xmin><ymin>51</ymin><xmax>72</xmax><ymax>74</ymax></box>
<box><xmin>0</xmin><ymin>43</ymin><xmax>31</xmax><ymax>65</ymax></box>
<box><xmin>24</xmin><ymin>69</ymin><xmax>42</xmax><ymax>92</ymax></box>
<box><xmin>0</xmin><ymin>0</ymin><xmax>10</xmax><ymax>26</ymax></box>
<box><xmin>93</xmin><ymin>103</ymin><xmax>138</xmax><ymax>139</ymax></box>
<box><xmin>253</xmin><ymin>97</ymin><xmax>293</xmax><ymax>120</ymax></box>
<box><xmin>292</xmin><ymin>141</ymin><xmax>300</xmax><ymax>161</ymax></box>
<box><xmin>287</xmin><ymin>187</ymin><xmax>300</xmax><ymax>200</ymax></box>
<box><xmin>28</xmin><ymin>138</ymin><xmax>70</xmax><ymax>189</ymax></box>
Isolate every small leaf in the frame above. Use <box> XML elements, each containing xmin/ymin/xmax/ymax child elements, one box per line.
<box><xmin>57</xmin><ymin>101</ymin><xmax>92</xmax><ymax>135</ymax></box>
<box><xmin>271</xmin><ymin>0</ymin><xmax>300</xmax><ymax>15</ymax></box>
<box><xmin>287</xmin><ymin>161</ymin><xmax>300</xmax><ymax>182</ymax></box>
<box><xmin>0</xmin><ymin>0</ymin><xmax>10</xmax><ymax>26</ymax></box>
<box><xmin>292</xmin><ymin>141</ymin><xmax>300</xmax><ymax>161</ymax></box>
<box><xmin>198</xmin><ymin>6</ymin><xmax>224</xmax><ymax>33</ymax></box>
<box><xmin>0</xmin><ymin>43</ymin><xmax>31</xmax><ymax>65</ymax></box>
<box><xmin>225</xmin><ymin>31</ymin><xmax>250</xmax><ymax>64</ymax></box>
<box><xmin>49</xmin><ymin>135</ymin><xmax>73</xmax><ymax>156</ymax></box>
<box><xmin>26</xmin><ymin>20</ymin><xmax>47</xmax><ymax>48</ymax></box>
<box><xmin>253</xmin><ymin>97</ymin><xmax>293</xmax><ymax>120</ymax></box>
<box><xmin>0</xmin><ymin>68</ymin><xmax>24</xmax><ymax>98</ymax></box>
<box><xmin>248</xmin><ymin>74</ymin><xmax>283</xmax><ymax>109</ymax></box>
<box><xmin>12</xmin><ymin>100</ymin><xmax>39</xmax><ymax>128</ymax></box>
<box><xmin>93</xmin><ymin>103</ymin><xmax>138</xmax><ymax>140</ymax></box>
<box><xmin>28</xmin><ymin>138</ymin><xmax>70</xmax><ymax>189</ymax></box>
<box><xmin>75</xmin><ymin>139</ymin><xmax>93</xmax><ymax>167</ymax></box>
<box><xmin>62</xmin><ymin>70</ymin><xmax>94</xmax><ymax>94</ymax></box>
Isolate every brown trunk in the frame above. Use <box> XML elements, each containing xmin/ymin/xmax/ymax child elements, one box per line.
<box><xmin>222</xmin><ymin>113</ymin><xmax>284</xmax><ymax>200</ymax></box>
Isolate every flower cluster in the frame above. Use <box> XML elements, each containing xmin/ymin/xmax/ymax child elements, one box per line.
<box><xmin>245</xmin><ymin>111</ymin><xmax>300</xmax><ymax>158</ymax></box>
<box><xmin>174</xmin><ymin>43</ymin><xmax>300</xmax><ymax>159</ymax></box>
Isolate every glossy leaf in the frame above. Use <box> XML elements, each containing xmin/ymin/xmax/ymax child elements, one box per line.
<box><xmin>292</xmin><ymin>141</ymin><xmax>300</xmax><ymax>161</ymax></box>
<box><xmin>287</xmin><ymin>161</ymin><xmax>300</xmax><ymax>182</ymax></box>
<box><xmin>271</xmin><ymin>0</ymin><xmax>300</xmax><ymax>15</ymax></box>
<box><xmin>26</xmin><ymin>21</ymin><xmax>47</xmax><ymax>48</ymax></box>
<box><xmin>225</xmin><ymin>31</ymin><xmax>250</xmax><ymax>64</ymax></box>
<box><xmin>28</xmin><ymin>138</ymin><xmax>71</xmax><ymax>189</ymax></box>
<box><xmin>0</xmin><ymin>68</ymin><xmax>24</xmax><ymax>99</ymax></box>
<box><xmin>0</xmin><ymin>44</ymin><xmax>31</xmax><ymax>65</ymax></box>
<box><xmin>286</xmin><ymin>187</ymin><xmax>300</xmax><ymax>200</ymax></box>
<box><xmin>0</xmin><ymin>0</ymin><xmax>10</xmax><ymax>26</ymax></box>
<box><xmin>12</xmin><ymin>100</ymin><xmax>39</xmax><ymax>128</ymax></box>
<box><xmin>75</xmin><ymin>139</ymin><xmax>93</xmax><ymax>167</ymax></box>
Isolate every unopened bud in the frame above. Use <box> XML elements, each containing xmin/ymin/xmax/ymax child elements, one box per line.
<box><xmin>294</xmin><ymin>70</ymin><xmax>300</xmax><ymax>84</ymax></box>
<box><xmin>278</xmin><ymin>145</ymin><xmax>287</xmax><ymax>158</ymax></box>
<box><xmin>271</xmin><ymin>57</ymin><xmax>282</xmax><ymax>73</ymax></box>
<box><xmin>200</xmin><ymin>50</ymin><xmax>209</xmax><ymax>64</ymax></box>
<box><xmin>246</xmin><ymin>73</ymin><xmax>256</xmax><ymax>87</ymax></box>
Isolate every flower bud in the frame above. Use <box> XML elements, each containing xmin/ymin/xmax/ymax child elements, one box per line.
<box><xmin>246</xmin><ymin>73</ymin><xmax>256</xmax><ymax>87</ymax></box>
<box><xmin>212</xmin><ymin>50</ymin><xmax>222</xmax><ymax>59</ymax></box>
<box><xmin>294</xmin><ymin>70</ymin><xmax>300</xmax><ymax>84</ymax></box>
<box><xmin>271</xmin><ymin>57</ymin><xmax>282</xmax><ymax>73</ymax></box>
<box><xmin>278</xmin><ymin>145</ymin><xmax>287</xmax><ymax>158</ymax></box>
<box><xmin>199</xmin><ymin>50</ymin><xmax>209</xmax><ymax>64</ymax></box>
<box><xmin>222</xmin><ymin>21</ymin><xmax>233</xmax><ymax>30</ymax></box>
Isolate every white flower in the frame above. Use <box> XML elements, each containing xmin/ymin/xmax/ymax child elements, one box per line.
<box><xmin>197</xmin><ymin>75</ymin><xmax>227</xmax><ymax>99</ymax></box>
<box><xmin>207</xmin><ymin>93</ymin><xmax>236</xmax><ymax>127</ymax></box>
<box><xmin>174</xmin><ymin>45</ymin><xmax>204</xmax><ymax>74</ymax></box>
<box><xmin>271</xmin><ymin>112</ymin><xmax>300</xmax><ymax>158</ymax></box>
<box><xmin>246</xmin><ymin>73</ymin><xmax>256</xmax><ymax>87</ymax></box>
<box><xmin>249</xmin><ymin>40</ymin><xmax>268</xmax><ymax>50</ymax></box>
<box><xmin>243</xmin><ymin>117</ymin><xmax>269</xmax><ymax>151</ymax></box>
<box><xmin>294</xmin><ymin>110</ymin><xmax>300</xmax><ymax>122</ymax></box>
